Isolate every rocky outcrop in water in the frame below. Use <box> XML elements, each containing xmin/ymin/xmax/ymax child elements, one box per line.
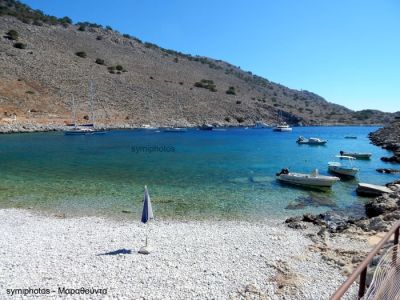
<box><xmin>369</xmin><ymin>119</ymin><xmax>400</xmax><ymax>163</ymax></box>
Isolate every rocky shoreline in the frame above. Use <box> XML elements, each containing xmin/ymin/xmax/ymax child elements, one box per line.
<box><xmin>285</xmin><ymin>122</ymin><xmax>400</xmax><ymax>286</ymax></box>
<box><xmin>0</xmin><ymin>121</ymin><xmax>388</xmax><ymax>134</ymax></box>
<box><xmin>369</xmin><ymin>119</ymin><xmax>400</xmax><ymax>163</ymax></box>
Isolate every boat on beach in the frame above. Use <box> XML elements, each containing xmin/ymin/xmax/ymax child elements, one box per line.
<box><xmin>296</xmin><ymin>136</ymin><xmax>327</xmax><ymax>145</ymax></box>
<box><xmin>328</xmin><ymin>156</ymin><xmax>359</xmax><ymax>177</ymax></box>
<box><xmin>276</xmin><ymin>168</ymin><xmax>340</xmax><ymax>188</ymax></box>
<box><xmin>339</xmin><ymin>151</ymin><xmax>372</xmax><ymax>160</ymax></box>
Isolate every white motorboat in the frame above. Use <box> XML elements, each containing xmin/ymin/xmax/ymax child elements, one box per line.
<box><xmin>276</xmin><ymin>168</ymin><xmax>340</xmax><ymax>188</ymax></box>
<box><xmin>199</xmin><ymin>124</ymin><xmax>213</xmax><ymax>131</ymax></box>
<box><xmin>254</xmin><ymin>121</ymin><xmax>269</xmax><ymax>129</ymax></box>
<box><xmin>339</xmin><ymin>151</ymin><xmax>372</xmax><ymax>160</ymax></box>
<box><xmin>141</xmin><ymin>124</ymin><xmax>157</xmax><ymax>130</ymax></box>
<box><xmin>328</xmin><ymin>156</ymin><xmax>359</xmax><ymax>177</ymax></box>
<box><xmin>296</xmin><ymin>136</ymin><xmax>327</xmax><ymax>145</ymax></box>
<box><xmin>273</xmin><ymin>122</ymin><xmax>292</xmax><ymax>132</ymax></box>
<box><xmin>163</xmin><ymin>127</ymin><xmax>187</xmax><ymax>132</ymax></box>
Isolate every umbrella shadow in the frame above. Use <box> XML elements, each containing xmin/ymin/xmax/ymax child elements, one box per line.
<box><xmin>97</xmin><ymin>248</ymin><xmax>132</xmax><ymax>256</ymax></box>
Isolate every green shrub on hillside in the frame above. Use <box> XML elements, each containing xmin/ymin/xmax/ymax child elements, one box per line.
<box><xmin>96</xmin><ymin>35</ymin><xmax>103</xmax><ymax>40</ymax></box>
<box><xmin>78</xmin><ymin>25</ymin><xmax>86</xmax><ymax>31</ymax></box>
<box><xmin>226</xmin><ymin>86</ymin><xmax>236</xmax><ymax>95</ymax></box>
<box><xmin>75</xmin><ymin>51</ymin><xmax>87</xmax><ymax>58</ymax></box>
<box><xmin>13</xmin><ymin>42</ymin><xmax>26</xmax><ymax>49</ymax></box>
<box><xmin>95</xmin><ymin>58</ymin><xmax>105</xmax><ymax>65</ymax></box>
<box><xmin>108</xmin><ymin>65</ymin><xmax>126</xmax><ymax>74</ymax></box>
<box><xmin>6</xmin><ymin>29</ymin><xmax>19</xmax><ymax>40</ymax></box>
<box><xmin>194</xmin><ymin>79</ymin><xmax>217</xmax><ymax>92</ymax></box>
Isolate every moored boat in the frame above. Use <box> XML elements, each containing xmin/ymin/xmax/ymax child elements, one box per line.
<box><xmin>356</xmin><ymin>183</ymin><xmax>393</xmax><ymax>197</ymax></box>
<box><xmin>254</xmin><ymin>121</ymin><xmax>269</xmax><ymax>129</ymax></box>
<box><xmin>199</xmin><ymin>124</ymin><xmax>213</xmax><ymax>131</ymax></box>
<box><xmin>296</xmin><ymin>136</ymin><xmax>327</xmax><ymax>145</ymax></box>
<box><xmin>328</xmin><ymin>156</ymin><xmax>359</xmax><ymax>177</ymax></box>
<box><xmin>273</xmin><ymin>122</ymin><xmax>292</xmax><ymax>132</ymax></box>
<box><xmin>276</xmin><ymin>168</ymin><xmax>340</xmax><ymax>188</ymax></box>
<box><xmin>163</xmin><ymin>127</ymin><xmax>187</xmax><ymax>132</ymax></box>
<box><xmin>339</xmin><ymin>151</ymin><xmax>372</xmax><ymax>160</ymax></box>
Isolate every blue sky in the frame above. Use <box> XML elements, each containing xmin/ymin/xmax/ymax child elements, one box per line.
<box><xmin>22</xmin><ymin>0</ymin><xmax>399</xmax><ymax>112</ymax></box>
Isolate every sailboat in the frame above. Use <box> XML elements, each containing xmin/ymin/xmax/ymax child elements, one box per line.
<box><xmin>273</xmin><ymin>111</ymin><xmax>292</xmax><ymax>132</ymax></box>
<box><xmin>65</xmin><ymin>82</ymin><xmax>107</xmax><ymax>135</ymax></box>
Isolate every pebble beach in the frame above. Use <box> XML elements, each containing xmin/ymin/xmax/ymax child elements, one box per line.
<box><xmin>0</xmin><ymin>209</ymin><xmax>361</xmax><ymax>300</ymax></box>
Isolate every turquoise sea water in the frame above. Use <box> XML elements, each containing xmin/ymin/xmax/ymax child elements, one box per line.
<box><xmin>0</xmin><ymin>126</ymin><xmax>398</xmax><ymax>220</ymax></box>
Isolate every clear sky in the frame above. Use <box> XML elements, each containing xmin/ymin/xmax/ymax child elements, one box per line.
<box><xmin>21</xmin><ymin>0</ymin><xmax>399</xmax><ymax>112</ymax></box>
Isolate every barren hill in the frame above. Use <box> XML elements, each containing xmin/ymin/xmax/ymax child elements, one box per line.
<box><xmin>0</xmin><ymin>0</ymin><xmax>397</xmax><ymax>131</ymax></box>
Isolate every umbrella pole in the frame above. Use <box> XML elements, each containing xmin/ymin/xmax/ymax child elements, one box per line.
<box><xmin>145</xmin><ymin>225</ymin><xmax>148</xmax><ymax>247</ymax></box>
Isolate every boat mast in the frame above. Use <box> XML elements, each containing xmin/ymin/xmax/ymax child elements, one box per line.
<box><xmin>71</xmin><ymin>94</ymin><xmax>77</xmax><ymax>127</ymax></box>
<box><xmin>89</xmin><ymin>80</ymin><xmax>95</xmax><ymax>125</ymax></box>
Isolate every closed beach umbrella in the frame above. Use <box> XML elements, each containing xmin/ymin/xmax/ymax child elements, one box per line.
<box><xmin>141</xmin><ymin>185</ymin><xmax>154</xmax><ymax>224</ymax></box>
<box><xmin>139</xmin><ymin>185</ymin><xmax>154</xmax><ymax>254</ymax></box>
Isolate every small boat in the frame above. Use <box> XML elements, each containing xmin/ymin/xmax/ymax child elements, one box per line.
<box><xmin>340</xmin><ymin>151</ymin><xmax>372</xmax><ymax>160</ymax></box>
<box><xmin>65</xmin><ymin>82</ymin><xmax>108</xmax><ymax>136</ymax></box>
<box><xmin>163</xmin><ymin>127</ymin><xmax>187</xmax><ymax>132</ymax></box>
<box><xmin>345</xmin><ymin>136</ymin><xmax>357</xmax><ymax>139</ymax></box>
<box><xmin>273</xmin><ymin>122</ymin><xmax>292</xmax><ymax>132</ymax></box>
<box><xmin>141</xmin><ymin>124</ymin><xmax>157</xmax><ymax>130</ymax></box>
<box><xmin>328</xmin><ymin>156</ymin><xmax>359</xmax><ymax>177</ymax></box>
<box><xmin>254</xmin><ymin>121</ymin><xmax>269</xmax><ymax>129</ymax></box>
<box><xmin>296</xmin><ymin>136</ymin><xmax>327</xmax><ymax>145</ymax></box>
<box><xmin>356</xmin><ymin>183</ymin><xmax>393</xmax><ymax>197</ymax></box>
<box><xmin>65</xmin><ymin>126</ymin><xmax>102</xmax><ymax>135</ymax></box>
<box><xmin>276</xmin><ymin>168</ymin><xmax>340</xmax><ymax>188</ymax></box>
<box><xmin>199</xmin><ymin>124</ymin><xmax>213</xmax><ymax>131</ymax></box>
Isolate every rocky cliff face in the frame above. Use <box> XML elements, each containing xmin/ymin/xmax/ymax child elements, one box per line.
<box><xmin>0</xmin><ymin>1</ymin><xmax>398</xmax><ymax>131</ymax></box>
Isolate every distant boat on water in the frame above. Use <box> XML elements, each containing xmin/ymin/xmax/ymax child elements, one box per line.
<box><xmin>253</xmin><ymin>121</ymin><xmax>269</xmax><ymax>129</ymax></box>
<box><xmin>296</xmin><ymin>136</ymin><xmax>327</xmax><ymax>145</ymax></box>
<box><xmin>199</xmin><ymin>124</ymin><xmax>213</xmax><ymax>131</ymax></box>
<box><xmin>163</xmin><ymin>127</ymin><xmax>187</xmax><ymax>132</ymax></box>
<box><xmin>340</xmin><ymin>151</ymin><xmax>372</xmax><ymax>160</ymax></box>
<box><xmin>273</xmin><ymin>122</ymin><xmax>292</xmax><ymax>132</ymax></box>
<box><xmin>65</xmin><ymin>82</ymin><xmax>107</xmax><ymax>136</ymax></box>
<box><xmin>273</xmin><ymin>111</ymin><xmax>292</xmax><ymax>132</ymax></box>
<box><xmin>345</xmin><ymin>136</ymin><xmax>357</xmax><ymax>139</ymax></box>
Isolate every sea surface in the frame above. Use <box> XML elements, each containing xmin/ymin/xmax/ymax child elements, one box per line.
<box><xmin>0</xmin><ymin>126</ymin><xmax>398</xmax><ymax>220</ymax></box>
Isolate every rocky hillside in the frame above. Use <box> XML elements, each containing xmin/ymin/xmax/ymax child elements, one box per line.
<box><xmin>0</xmin><ymin>0</ymin><xmax>398</xmax><ymax>130</ymax></box>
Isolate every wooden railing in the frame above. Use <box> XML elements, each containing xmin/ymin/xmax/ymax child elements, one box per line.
<box><xmin>330</xmin><ymin>221</ymin><xmax>400</xmax><ymax>299</ymax></box>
